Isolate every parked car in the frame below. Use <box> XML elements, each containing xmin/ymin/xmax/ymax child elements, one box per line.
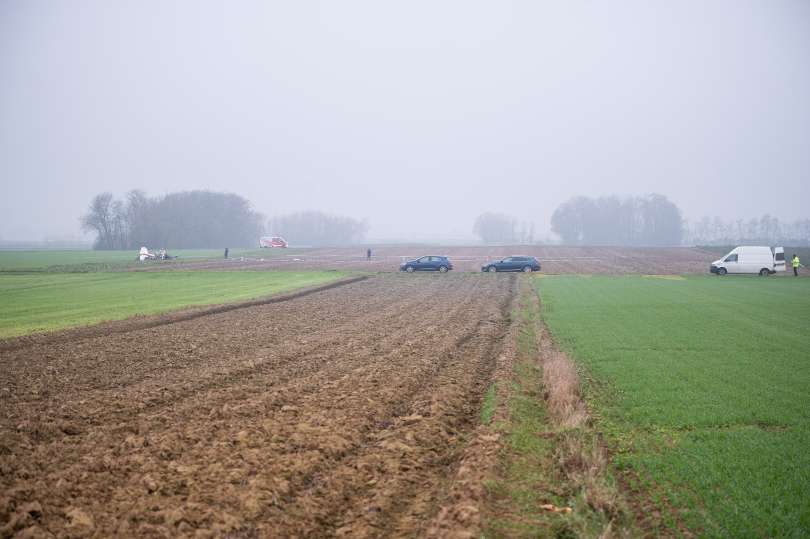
<box><xmin>482</xmin><ymin>256</ymin><xmax>541</xmax><ymax>273</ymax></box>
<box><xmin>260</xmin><ymin>236</ymin><xmax>288</xmax><ymax>248</ymax></box>
<box><xmin>710</xmin><ymin>246</ymin><xmax>784</xmax><ymax>276</ymax></box>
<box><xmin>400</xmin><ymin>255</ymin><xmax>453</xmax><ymax>273</ymax></box>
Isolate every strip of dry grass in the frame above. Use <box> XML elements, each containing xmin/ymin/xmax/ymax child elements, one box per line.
<box><xmin>539</xmin><ymin>328</ymin><xmax>588</xmax><ymax>429</ymax></box>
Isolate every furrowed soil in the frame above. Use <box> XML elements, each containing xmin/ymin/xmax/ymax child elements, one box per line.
<box><xmin>0</xmin><ymin>273</ymin><xmax>517</xmax><ymax>538</ymax></box>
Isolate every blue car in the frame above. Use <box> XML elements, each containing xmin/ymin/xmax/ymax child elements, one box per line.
<box><xmin>400</xmin><ymin>255</ymin><xmax>454</xmax><ymax>273</ymax></box>
<box><xmin>482</xmin><ymin>256</ymin><xmax>541</xmax><ymax>273</ymax></box>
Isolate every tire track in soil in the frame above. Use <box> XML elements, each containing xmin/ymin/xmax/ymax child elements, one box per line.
<box><xmin>2</xmin><ymin>275</ymin><xmax>468</xmax><ymax>464</ymax></box>
<box><xmin>329</xmin><ymin>286</ymin><xmax>516</xmax><ymax>538</ymax></box>
<box><xmin>1</xmin><ymin>274</ymin><xmax>468</xmax><ymax>468</ymax></box>
<box><xmin>1</xmin><ymin>276</ymin><xmax>435</xmax><ymax>411</ymax></box>
<box><xmin>227</xmin><ymin>280</ymin><xmax>514</xmax><ymax>538</ymax></box>
<box><xmin>1</xmin><ymin>273</ymin><xmax>517</xmax><ymax>538</ymax></box>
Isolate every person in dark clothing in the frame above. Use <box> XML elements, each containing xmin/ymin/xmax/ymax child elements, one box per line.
<box><xmin>224</xmin><ymin>247</ymin><xmax>229</xmax><ymax>259</ymax></box>
<box><xmin>366</xmin><ymin>248</ymin><xmax>372</xmax><ymax>261</ymax></box>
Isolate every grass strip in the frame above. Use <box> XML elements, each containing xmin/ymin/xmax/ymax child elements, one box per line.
<box><xmin>535</xmin><ymin>275</ymin><xmax>810</xmax><ymax>537</ymax></box>
<box><xmin>0</xmin><ymin>270</ymin><xmax>348</xmax><ymax>338</ymax></box>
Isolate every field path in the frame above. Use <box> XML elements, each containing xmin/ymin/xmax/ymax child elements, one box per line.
<box><xmin>0</xmin><ymin>273</ymin><xmax>516</xmax><ymax>537</ymax></box>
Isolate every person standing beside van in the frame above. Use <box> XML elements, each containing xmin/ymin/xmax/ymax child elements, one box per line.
<box><xmin>792</xmin><ymin>254</ymin><xmax>802</xmax><ymax>276</ymax></box>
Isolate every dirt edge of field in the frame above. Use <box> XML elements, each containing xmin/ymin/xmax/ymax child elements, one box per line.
<box><xmin>427</xmin><ymin>277</ymin><xmax>638</xmax><ymax>537</ymax></box>
<box><xmin>0</xmin><ymin>274</ymin><xmax>367</xmax><ymax>353</ymax></box>
<box><xmin>464</xmin><ymin>278</ymin><xmax>644</xmax><ymax>538</ymax></box>
<box><xmin>425</xmin><ymin>279</ymin><xmax>521</xmax><ymax>538</ymax></box>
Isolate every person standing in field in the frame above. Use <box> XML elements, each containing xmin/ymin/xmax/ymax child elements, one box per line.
<box><xmin>224</xmin><ymin>247</ymin><xmax>229</xmax><ymax>259</ymax></box>
<box><xmin>792</xmin><ymin>253</ymin><xmax>802</xmax><ymax>276</ymax></box>
<box><xmin>366</xmin><ymin>248</ymin><xmax>372</xmax><ymax>261</ymax></box>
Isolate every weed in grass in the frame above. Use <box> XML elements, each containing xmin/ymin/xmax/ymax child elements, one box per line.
<box><xmin>480</xmin><ymin>383</ymin><xmax>498</xmax><ymax>424</ymax></box>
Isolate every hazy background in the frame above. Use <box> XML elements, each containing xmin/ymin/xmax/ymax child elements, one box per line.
<box><xmin>1</xmin><ymin>0</ymin><xmax>808</xmax><ymax>243</ymax></box>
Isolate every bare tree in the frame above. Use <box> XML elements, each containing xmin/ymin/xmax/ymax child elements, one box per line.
<box><xmin>80</xmin><ymin>192</ymin><xmax>117</xmax><ymax>249</ymax></box>
<box><xmin>81</xmin><ymin>190</ymin><xmax>264</xmax><ymax>249</ymax></box>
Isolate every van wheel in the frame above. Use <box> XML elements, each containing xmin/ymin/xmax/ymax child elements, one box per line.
<box><xmin>718</xmin><ymin>268</ymin><xmax>727</xmax><ymax>276</ymax></box>
<box><xmin>438</xmin><ymin>266</ymin><xmax>448</xmax><ymax>273</ymax></box>
<box><xmin>488</xmin><ymin>266</ymin><xmax>498</xmax><ymax>273</ymax></box>
<box><xmin>523</xmin><ymin>266</ymin><xmax>533</xmax><ymax>273</ymax></box>
<box><xmin>759</xmin><ymin>268</ymin><xmax>770</xmax><ymax>277</ymax></box>
<box><xmin>406</xmin><ymin>266</ymin><xmax>414</xmax><ymax>273</ymax></box>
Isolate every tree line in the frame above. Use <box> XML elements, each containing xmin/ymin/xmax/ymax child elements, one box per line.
<box><xmin>81</xmin><ymin>190</ymin><xmax>264</xmax><ymax>249</ymax></box>
<box><xmin>549</xmin><ymin>193</ymin><xmax>683</xmax><ymax>246</ymax></box>
<box><xmin>473</xmin><ymin>196</ymin><xmax>810</xmax><ymax>246</ymax></box>
<box><xmin>684</xmin><ymin>215</ymin><xmax>810</xmax><ymax>246</ymax></box>
<box><xmin>81</xmin><ymin>191</ymin><xmax>370</xmax><ymax>250</ymax></box>
<box><xmin>267</xmin><ymin>211</ymin><xmax>368</xmax><ymax>247</ymax></box>
<box><xmin>82</xmin><ymin>190</ymin><xmax>808</xmax><ymax>249</ymax></box>
<box><xmin>473</xmin><ymin>194</ymin><xmax>684</xmax><ymax>246</ymax></box>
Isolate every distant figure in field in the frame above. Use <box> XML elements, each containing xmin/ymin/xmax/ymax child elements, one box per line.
<box><xmin>367</xmin><ymin>248</ymin><xmax>372</xmax><ymax>261</ymax></box>
<box><xmin>224</xmin><ymin>247</ymin><xmax>229</xmax><ymax>259</ymax></box>
<box><xmin>792</xmin><ymin>254</ymin><xmax>802</xmax><ymax>276</ymax></box>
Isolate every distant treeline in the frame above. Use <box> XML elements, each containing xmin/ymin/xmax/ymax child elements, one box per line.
<box><xmin>684</xmin><ymin>215</ymin><xmax>810</xmax><ymax>246</ymax></box>
<box><xmin>268</xmin><ymin>211</ymin><xmax>368</xmax><ymax>247</ymax></box>
<box><xmin>81</xmin><ymin>190</ymin><xmax>263</xmax><ymax>250</ymax></box>
<box><xmin>551</xmin><ymin>194</ymin><xmax>683</xmax><ymax>246</ymax></box>
<box><xmin>472</xmin><ymin>213</ymin><xmax>535</xmax><ymax>244</ymax></box>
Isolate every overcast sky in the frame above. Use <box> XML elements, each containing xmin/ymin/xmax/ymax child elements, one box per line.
<box><xmin>1</xmin><ymin>0</ymin><xmax>808</xmax><ymax>241</ymax></box>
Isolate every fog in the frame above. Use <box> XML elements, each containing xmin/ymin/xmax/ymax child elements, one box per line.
<box><xmin>1</xmin><ymin>1</ymin><xmax>808</xmax><ymax>243</ymax></box>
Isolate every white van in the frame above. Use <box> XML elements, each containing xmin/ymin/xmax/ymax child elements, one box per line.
<box><xmin>710</xmin><ymin>246</ymin><xmax>785</xmax><ymax>276</ymax></box>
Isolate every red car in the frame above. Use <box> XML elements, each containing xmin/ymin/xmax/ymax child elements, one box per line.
<box><xmin>259</xmin><ymin>236</ymin><xmax>288</xmax><ymax>248</ymax></box>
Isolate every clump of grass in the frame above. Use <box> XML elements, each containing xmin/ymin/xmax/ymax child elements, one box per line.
<box><xmin>541</xmin><ymin>339</ymin><xmax>588</xmax><ymax>429</ymax></box>
<box><xmin>480</xmin><ymin>383</ymin><xmax>498</xmax><ymax>424</ymax></box>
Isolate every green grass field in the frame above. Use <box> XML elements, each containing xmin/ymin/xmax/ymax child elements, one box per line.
<box><xmin>0</xmin><ymin>271</ymin><xmax>347</xmax><ymax>338</ymax></box>
<box><xmin>535</xmin><ymin>275</ymin><xmax>810</xmax><ymax>537</ymax></box>
<box><xmin>0</xmin><ymin>248</ymin><xmax>300</xmax><ymax>272</ymax></box>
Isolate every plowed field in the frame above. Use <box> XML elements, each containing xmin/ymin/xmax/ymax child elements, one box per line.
<box><xmin>149</xmin><ymin>245</ymin><xmax>717</xmax><ymax>274</ymax></box>
<box><xmin>1</xmin><ymin>274</ymin><xmax>517</xmax><ymax>538</ymax></box>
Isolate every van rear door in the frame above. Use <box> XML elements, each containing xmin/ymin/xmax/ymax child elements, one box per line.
<box><xmin>774</xmin><ymin>247</ymin><xmax>785</xmax><ymax>272</ymax></box>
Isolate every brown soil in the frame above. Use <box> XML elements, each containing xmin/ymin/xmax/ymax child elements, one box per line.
<box><xmin>0</xmin><ymin>273</ymin><xmax>518</xmax><ymax>538</ymax></box>
<box><xmin>0</xmin><ymin>276</ymin><xmax>368</xmax><ymax>354</ymax></box>
<box><xmin>143</xmin><ymin>246</ymin><xmax>718</xmax><ymax>274</ymax></box>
